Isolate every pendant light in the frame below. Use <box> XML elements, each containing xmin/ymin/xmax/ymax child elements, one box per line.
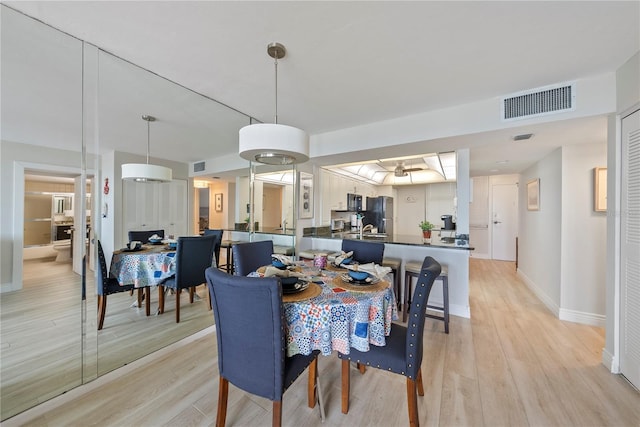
<box><xmin>122</xmin><ymin>115</ymin><xmax>173</xmax><ymax>182</ymax></box>
<box><xmin>239</xmin><ymin>42</ymin><xmax>309</xmax><ymax>165</ymax></box>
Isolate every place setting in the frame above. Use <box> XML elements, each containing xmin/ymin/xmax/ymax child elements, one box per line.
<box><xmin>332</xmin><ymin>262</ymin><xmax>391</xmax><ymax>292</ymax></box>
<box><xmin>259</xmin><ymin>255</ymin><xmax>323</xmax><ymax>302</ymax></box>
<box><xmin>324</xmin><ymin>250</ymin><xmax>354</xmax><ymax>271</ymax></box>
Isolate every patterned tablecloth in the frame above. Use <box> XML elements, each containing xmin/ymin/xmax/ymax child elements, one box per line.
<box><xmin>255</xmin><ymin>261</ymin><xmax>398</xmax><ymax>357</ymax></box>
<box><xmin>110</xmin><ymin>244</ymin><xmax>176</xmax><ymax>288</ymax></box>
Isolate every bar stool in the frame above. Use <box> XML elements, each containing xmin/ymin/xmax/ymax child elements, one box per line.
<box><xmin>382</xmin><ymin>257</ymin><xmax>402</xmax><ymax>308</ymax></box>
<box><xmin>220</xmin><ymin>240</ymin><xmax>242</xmax><ymax>274</ymax></box>
<box><xmin>403</xmin><ymin>260</ymin><xmax>449</xmax><ymax>333</ymax></box>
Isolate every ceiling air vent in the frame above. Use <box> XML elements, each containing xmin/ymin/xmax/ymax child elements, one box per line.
<box><xmin>193</xmin><ymin>161</ymin><xmax>205</xmax><ymax>172</ymax></box>
<box><xmin>502</xmin><ymin>82</ymin><xmax>575</xmax><ymax>121</ymax></box>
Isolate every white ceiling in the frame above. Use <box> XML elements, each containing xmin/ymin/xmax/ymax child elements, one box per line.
<box><xmin>2</xmin><ymin>1</ymin><xmax>639</xmax><ymax>178</ymax></box>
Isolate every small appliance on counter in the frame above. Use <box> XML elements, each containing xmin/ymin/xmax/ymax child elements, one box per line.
<box><xmin>441</xmin><ymin>215</ymin><xmax>455</xmax><ymax>230</ymax></box>
<box><xmin>347</xmin><ymin>193</ymin><xmax>363</xmax><ymax>211</ymax></box>
<box><xmin>440</xmin><ymin>215</ymin><xmax>456</xmax><ymax>243</ymax></box>
<box><xmin>330</xmin><ymin>219</ymin><xmax>345</xmax><ymax>232</ymax></box>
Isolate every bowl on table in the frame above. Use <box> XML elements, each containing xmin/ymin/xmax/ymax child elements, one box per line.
<box><xmin>348</xmin><ymin>270</ymin><xmax>370</xmax><ymax>281</ymax></box>
<box><xmin>148</xmin><ymin>237</ymin><xmax>163</xmax><ymax>245</ymax></box>
<box><xmin>339</xmin><ymin>257</ymin><xmax>353</xmax><ymax>266</ymax></box>
<box><xmin>166</xmin><ymin>240</ymin><xmax>177</xmax><ymax>250</ymax></box>
<box><xmin>126</xmin><ymin>241</ymin><xmax>142</xmax><ymax>251</ymax></box>
<box><xmin>272</xmin><ymin>259</ymin><xmax>287</xmax><ymax>269</ymax></box>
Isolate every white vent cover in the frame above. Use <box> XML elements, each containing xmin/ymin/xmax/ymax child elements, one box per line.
<box><xmin>502</xmin><ymin>82</ymin><xmax>575</xmax><ymax>121</ymax></box>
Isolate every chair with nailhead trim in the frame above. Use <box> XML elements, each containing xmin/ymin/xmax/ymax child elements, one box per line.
<box><xmin>337</xmin><ymin>256</ymin><xmax>441</xmax><ymax>426</ymax></box>
<box><xmin>205</xmin><ymin>267</ymin><xmax>323</xmax><ymax>427</ymax></box>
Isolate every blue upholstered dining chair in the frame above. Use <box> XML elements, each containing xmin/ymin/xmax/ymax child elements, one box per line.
<box><xmin>128</xmin><ymin>229</ymin><xmax>164</xmax><ymax>242</ymax></box>
<box><xmin>338</xmin><ymin>256</ymin><xmax>441</xmax><ymax>426</ymax></box>
<box><xmin>96</xmin><ymin>240</ymin><xmax>136</xmax><ymax>330</ymax></box>
<box><xmin>202</xmin><ymin>228</ymin><xmax>223</xmax><ymax>268</ymax></box>
<box><xmin>158</xmin><ymin>235</ymin><xmax>216</xmax><ymax>323</ymax></box>
<box><xmin>232</xmin><ymin>240</ymin><xmax>274</xmax><ymax>276</ymax></box>
<box><xmin>341</xmin><ymin>239</ymin><xmax>385</xmax><ymax>264</ymax></box>
<box><xmin>205</xmin><ymin>267</ymin><xmax>321</xmax><ymax>427</ymax></box>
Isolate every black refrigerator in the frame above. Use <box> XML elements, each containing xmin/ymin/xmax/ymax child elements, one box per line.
<box><xmin>366</xmin><ymin>196</ymin><xmax>394</xmax><ymax>235</ymax></box>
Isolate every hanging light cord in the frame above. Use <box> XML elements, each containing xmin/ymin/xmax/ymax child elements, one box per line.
<box><xmin>274</xmin><ymin>53</ymin><xmax>279</xmax><ymax>124</ymax></box>
<box><xmin>146</xmin><ymin>118</ymin><xmax>150</xmax><ymax>165</ymax></box>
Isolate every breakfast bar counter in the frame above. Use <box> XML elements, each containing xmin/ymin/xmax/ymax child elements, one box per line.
<box><xmin>300</xmin><ymin>231</ymin><xmax>472</xmax><ymax>319</ymax></box>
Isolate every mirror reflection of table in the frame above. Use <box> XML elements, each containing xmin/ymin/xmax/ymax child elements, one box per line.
<box><xmin>110</xmin><ymin>244</ymin><xmax>176</xmax><ymax>315</ymax></box>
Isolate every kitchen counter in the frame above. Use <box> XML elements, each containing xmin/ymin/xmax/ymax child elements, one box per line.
<box><xmin>307</xmin><ymin>230</ymin><xmax>472</xmax><ymax>250</ymax></box>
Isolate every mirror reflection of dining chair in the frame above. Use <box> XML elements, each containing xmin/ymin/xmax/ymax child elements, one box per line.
<box><xmin>341</xmin><ymin>239</ymin><xmax>385</xmax><ymax>265</ymax></box>
<box><xmin>232</xmin><ymin>240</ymin><xmax>274</xmax><ymax>276</ymax></box>
<box><xmin>158</xmin><ymin>235</ymin><xmax>216</xmax><ymax>323</ymax></box>
<box><xmin>338</xmin><ymin>256</ymin><xmax>441</xmax><ymax>426</ymax></box>
<box><xmin>127</xmin><ymin>229</ymin><xmax>164</xmax><ymax>243</ymax></box>
<box><xmin>202</xmin><ymin>228</ymin><xmax>224</xmax><ymax>268</ymax></box>
<box><xmin>97</xmin><ymin>240</ymin><xmax>136</xmax><ymax>330</ymax></box>
<box><xmin>205</xmin><ymin>267</ymin><xmax>323</xmax><ymax>427</ymax></box>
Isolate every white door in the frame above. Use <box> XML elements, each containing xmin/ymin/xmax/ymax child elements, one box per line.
<box><xmin>491</xmin><ymin>184</ymin><xmax>518</xmax><ymax>261</ymax></box>
<box><xmin>620</xmin><ymin>108</ymin><xmax>640</xmax><ymax>389</ymax></box>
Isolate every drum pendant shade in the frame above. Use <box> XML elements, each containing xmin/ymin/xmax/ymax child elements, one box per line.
<box><xmin>122</xmin><ymin>115</ymin><xmax>172</xmax><ymax>182</ymax></box>
<box><xmin>239</xmin><ymin>42</ymin><xmax>308</xmax><ymax>165</ymax></box>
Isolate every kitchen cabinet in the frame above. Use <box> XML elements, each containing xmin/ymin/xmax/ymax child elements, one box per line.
<box><xmin>123</xmin><ymin>180</ymin><xmax>188</xmax><ymax>241</ymax></box>
<box><xmin>318</xmin><ymin>170</ymin><xmax>381</xmax><ymax>226</ymax></box>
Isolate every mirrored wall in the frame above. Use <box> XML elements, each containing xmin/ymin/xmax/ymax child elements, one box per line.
<box><xmin>0</xmin><ymin>5</ymin><xmax>251</xmax><ymax>420</ymax></box>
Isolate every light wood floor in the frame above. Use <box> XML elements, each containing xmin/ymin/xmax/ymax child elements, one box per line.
<box><xmin>0</xmin><ymin>257</ymin><xmax>213</xmax><ymax>421</ymax></box>
<box><xmin>5</xmin><ymin>258</ymin><xmax>640</xmax><ymax>426</ymax></box>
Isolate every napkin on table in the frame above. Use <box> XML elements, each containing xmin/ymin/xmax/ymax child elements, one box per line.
<box><xmin>271</xmin><ymin>254</ymin><xmax>294</xmax><ymax>265</ymax></box>
<box><xmin>343</xmin><ymin>262</ymin><xmax>391</xmax><ymax>280</ymax></box>
<box><xmin>333</xmin><ymin>251</ymin><xmax>354</xmax><ymax>266</ymax></box>
<box><xmin>263</xmin><ymin>266</ymin><xmax>309</xmax><ymax>280</ymax></box>
<box><xmin>149</xmin><ymin>234</ymin><xmax>160</xmax><ymax>240</ymax></box>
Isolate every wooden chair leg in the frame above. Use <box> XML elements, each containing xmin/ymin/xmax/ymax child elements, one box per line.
<box><xmin>189</xmin><ymin>286</ymin><xmax>195</xmax><ymax>304</ymax></box>
<box><xmin>407</xmin><ymin>377</ymin><xmax>419</xmax><ymax>427</ymax></box>
<box><xmin>357</xmin><ymin>363</ymin><xmax>366</xmax><ymax>374</ymax></box>
<box><xmin>176</xmin><ymin>289</ymin><xmax>181</xmax><ymax>323</ymax></box>
<box><xmin>417</xmin><ymin>368</ymin><xmax>424</xmax><ymax>396</ymax></box>
<box><xmin>145</xmin><ymin>287</ymin><xmax>151</xmax><ymax>316</ymax></box>
<box><xmin>272</xmin><ymin>400</ymin><xmax>282</xmax><ymax>427</ymax></box>
<box><xmin>137</xmin><ymin>288</ymin><xmax>143</xmax><ymax>307</ymax></box>
<box><xmin>97</xmin><ymin>294</ymin><xmax>106</xmax><ymax>330</ymax></box>
<box><xmin>216</xmin><ymin>377</ymin><xmax>229</xmax><ymax>427</ymax></box>
<box><xmin>341</xmin><ymin>359</ymin><xmax>350</xmax><ymax>414</ymax></box>
<box><xmin>158</xmin><ymin>286</ymin><xmax>165</xmax><ymax>314</ymax></box>
<box><xmin>308</xmin><ymin>357</ymin><xmax>317</xmax><ymax>408</ymax></box>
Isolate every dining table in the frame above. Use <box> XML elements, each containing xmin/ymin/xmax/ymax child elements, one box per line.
<box><xmin>110</xmin><ymin>243</ymin><xmax>176</xmax><ymax>315</ymax></box>
<box><xmin>254</xmin><ymin>260</ymin><xmax>398</xmax><ymax>357</ymax></box>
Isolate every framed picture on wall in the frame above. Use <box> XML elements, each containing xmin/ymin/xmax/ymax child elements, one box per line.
<box><xmin>527</xmin><ymin>178</ymin><xmax>540</xmax><ymax>211</ymax></box>
<box><xmin>215</xmin><ymin>193</ymin><xmax>223</xmax><ymax>212</ymax></box>
<box><xmin>594</xmin><ymin>167</ymin><xmax>607</xmax><ymax>212</ymax></box>
<box><xmin>299</xmin><ymin>172</ymin><xmax>313</xmax><ymax>219</ymax></box>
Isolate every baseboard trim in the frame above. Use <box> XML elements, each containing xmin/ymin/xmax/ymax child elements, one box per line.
<box><xmin>517</xmin><ymin>269</ymin><xmax>560</xmax><ymax>317</ymax></box>
<box><xmin>559</xmin><ymin>308</ymin><xmax>605</xmax><ymax>327</ymax></box>
<box><xmin>602</xmin><ymin>348</ymin><xmax>619</xmax><ymax>373</ymax></box>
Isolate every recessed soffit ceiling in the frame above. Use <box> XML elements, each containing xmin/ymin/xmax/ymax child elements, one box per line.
<box><xmin>325</xmin><ymin>152</ymin><xmax>456</xmax><ymax>186</ymax></box>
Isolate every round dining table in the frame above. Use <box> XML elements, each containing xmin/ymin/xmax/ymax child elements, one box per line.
<box><xmin>254</xmin><ymin>261</ymin><xmax>398</xmax><ymax>357</ymax></box>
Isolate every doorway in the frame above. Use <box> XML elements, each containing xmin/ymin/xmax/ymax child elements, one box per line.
<box><xmin>491</xmin><ymin>183</ymin><xmax>518</xmax><ymax>261</ymax></box>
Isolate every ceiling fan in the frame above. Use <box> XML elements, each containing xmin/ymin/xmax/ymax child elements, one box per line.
<box><xmin>393</xmin><ymin>160</ymin><xmax>424</xmax><ymax>177</ymax></box>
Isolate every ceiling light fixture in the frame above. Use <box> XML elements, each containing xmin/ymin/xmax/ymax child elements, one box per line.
<box><xmin>238</xmin><ymin>42</ymin><xmax>309</xmax><ymax>165</ymax></box>
<box><xmin>121</xmin><ymin>115</ymin><xmax>172</xmax><ymax>182</ymax></box>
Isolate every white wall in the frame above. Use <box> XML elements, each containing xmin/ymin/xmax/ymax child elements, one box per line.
<box><xmin>518</xmin><ymin>148</ymin><xmax>563</xmax><ymax>315</ymax></box>
<box><xmin>560</xmin><ymin>143</ymin><xmax>607</xmax><ymax>325</ymax></box>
